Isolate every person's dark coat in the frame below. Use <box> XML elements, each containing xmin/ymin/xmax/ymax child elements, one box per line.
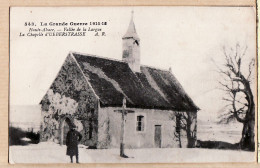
<box><xmin>66</xmin><ymin>129</ymin><xmax>82</xmax><ymax>156</ymax></box>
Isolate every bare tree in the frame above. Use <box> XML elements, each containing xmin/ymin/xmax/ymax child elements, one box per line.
<box><xmin>171</xmin><ymin>112</ymin><xmax>183</xmax><ymax>148</ymax></box>
<box><xmin>217</xmin><ymin>44</ymin><xmax>255</xmax><ymax>151</ymax></box>
<box><xmin>170</xmin><ymin>111</ymin><xmax>197</xmax><ymax>148</ymax></box>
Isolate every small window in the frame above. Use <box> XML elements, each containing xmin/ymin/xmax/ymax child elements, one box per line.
<box><xmin>123</xmin><ymin>50</ymin><xmax>129</xmax><ymax>58</ymax></box>
<box><xmin>136</xmin><ymin>115</ymin><xmax>144</xmax><ymax>131</ymax></box>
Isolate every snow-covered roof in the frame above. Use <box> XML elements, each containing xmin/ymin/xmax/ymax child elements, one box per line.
<box><xmin>70</xmin><ymin>52</ymin><xmax>199</xmax><ymax>111</ymax></box>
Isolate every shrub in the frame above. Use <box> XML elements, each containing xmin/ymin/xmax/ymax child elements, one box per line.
<box><xmin>9</xmin><ymin>126</ymin><xmax>40</xmax><ymax>146</ymax></box>
<box><xmin>9</xmin><ymin>127</ymin><xmax>27</xmax><ymax>146</ymax></box>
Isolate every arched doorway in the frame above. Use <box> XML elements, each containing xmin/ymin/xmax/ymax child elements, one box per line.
<box><xmin>60</xmin><ymin>116</ymin><xmax>74</xmax><ymax>145</ymax></box>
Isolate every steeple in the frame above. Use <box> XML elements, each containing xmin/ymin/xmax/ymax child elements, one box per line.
<box><xmin>123</xmin><ymin>11</ymin><xmax>140</xmax><ymax>41</ymax></box>
<box><xmin>122</xmin><ymin>11</ymin><xmax>141</xmax><ymax>72</ymax></box>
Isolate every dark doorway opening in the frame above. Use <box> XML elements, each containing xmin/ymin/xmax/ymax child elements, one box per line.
<box><xmin>62</xmin><ymin>118</ymin><xmax>72</xmax><ymax>145</ymax></box>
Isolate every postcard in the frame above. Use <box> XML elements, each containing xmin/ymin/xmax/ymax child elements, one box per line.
<box><xmin>9</xmin><ymin>7</ymin><xmax>256</xmax><ymax>163</ymax></box>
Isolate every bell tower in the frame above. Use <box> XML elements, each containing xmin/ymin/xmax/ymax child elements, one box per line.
<box><xmin>122</xmin><ymin>11</ymin><xmax>140</xmax><ymax>72</ymax></box>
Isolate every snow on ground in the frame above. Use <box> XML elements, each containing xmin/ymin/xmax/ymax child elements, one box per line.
<box><xmin>21</xmin><ymin>137</ymin><xmax>31</xmax><ymax>142</ymax></box>
<box><xmin>9</xmin><ymin>142</ymin><xmax>255</xmax><ymax>164</ymax></box>
<box><xmin>9</xmin><ymin>106</ymin><xmax>254</xmax><ymax>163</ymax></box>
<box><xmin>197</xmin><ymin>119</ymin><xmax>243</xmax><ymax>144</ymax></box>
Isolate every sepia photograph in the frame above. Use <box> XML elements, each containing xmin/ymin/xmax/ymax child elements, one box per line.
<box><xmin>9</xmin><ymin>7</ymin><xmax>256</xmax><ymax>163</ymax></box>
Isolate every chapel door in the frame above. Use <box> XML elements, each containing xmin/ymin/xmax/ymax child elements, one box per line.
<box><xmin>63</xmin><ymin>119</ymin><xmax>70</xmax><ymax>145</ymax></box>
<box><xmin>154</xmin><ymin>125</ymin><xmax>162</xmax><ymax>148</ymax></box>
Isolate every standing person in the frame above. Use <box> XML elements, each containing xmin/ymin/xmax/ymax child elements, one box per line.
<box><xmin>66</xmin><ymin>125</ymin><xmax>82</xmax><ymax>163</ymax></box>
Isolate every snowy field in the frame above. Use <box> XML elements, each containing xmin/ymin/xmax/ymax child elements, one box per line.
<box><xmin>9</xmin><ymin>106</ymin><xmax>255</xmax><ymax>163</ymax></box>
<box><xmin>9</xmin><ymin>142</ymin><xmax>255</xmax><ymax>163</ymax></box>
<box><xmin>197</xmin><ymin>119</ymin><xmax>243</xmax><ymax>144</ymax></box>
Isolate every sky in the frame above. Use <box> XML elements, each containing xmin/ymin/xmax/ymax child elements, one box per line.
<box><xmin>10</xmin><ymin>7</ymin><xmax>256</xmax><ymax>121</ymax></box>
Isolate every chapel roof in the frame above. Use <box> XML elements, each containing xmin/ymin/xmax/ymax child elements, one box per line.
<box><xmin>71</xmin><ymin>52</ymin><xmax>199</xmax><ymax>112</ymax></box>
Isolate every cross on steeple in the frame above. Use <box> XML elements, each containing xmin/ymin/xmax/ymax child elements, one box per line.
<box><xmin>123</xmin><ymin>10</ymin><xmax>139</xmax><ymax>40</ymax></box>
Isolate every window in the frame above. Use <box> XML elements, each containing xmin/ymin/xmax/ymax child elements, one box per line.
<box><xmin>136</xmin><ymin>115</ymin><xmax>144</xmax><ymax>131</ymax></box>
<box><xmin>123</xmin><ymin>50</ymin><xmax>129</xmax><ymax>58</ymax></box>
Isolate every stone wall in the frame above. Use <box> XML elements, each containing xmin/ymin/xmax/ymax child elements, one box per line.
<box><xmin>40</xmin><ymin>54</ymin><xmax>99</xmax><ymax>146</ymax></box>
<box><xmin>97</xmin><ymin>107</ymin><xmax>191</xmax><ymax>149</ymax></box>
